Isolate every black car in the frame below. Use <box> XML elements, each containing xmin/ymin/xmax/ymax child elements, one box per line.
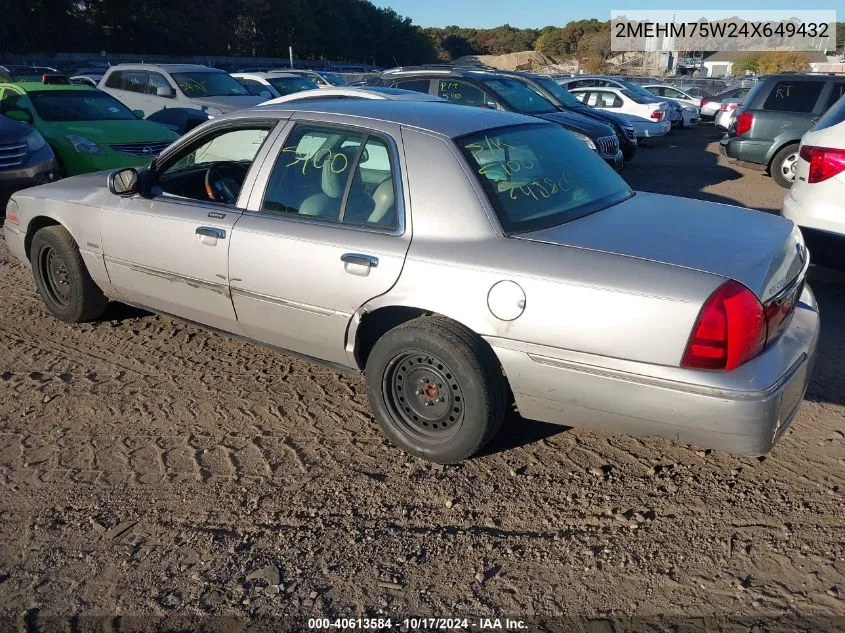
<box><xmin>0</xmin><ymin>114</ymin><xmax>58</xmax><ymax>204</ymax></box>
<box><xmin>496</xmin><ymin>71</ymin><xmax>638</xmax><ymax>161</ymax></box>
<box><xmin>0</xmin><ymin>65</ymin><xmax>59</xmax><ymax>83</ymax></box>
<box><xmin>370</xmin><ymin>67</ymin><xmax>623</xmax><ymax>170</ymax></box>
<box><xmin>719</xmin><ymin>74</ymin><xmax>845</xmax><ymax>188</ymax></box>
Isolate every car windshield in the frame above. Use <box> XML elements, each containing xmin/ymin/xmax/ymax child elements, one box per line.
<box><xmin>29</xmin><ymin>90</ymin><xmax>137</xmax><ymax>121</ymax></box>
<box><xmin>171</xmin><ymin>72</ymin><xmax>249</xmax><ymax>97</ymax></box>
<box><xmin>530</xmin><ymin>76</ymin><xmax>583</xmax><ymax>108</ymax></box>
<box><xmin>457</xmin><ymin>123</ymin><xmax>632</xmax><ymax>233</ymax></box>
<box><xmin>268</xmin><ymin>76</ymin><xmax>318</xmax><ymax>95</ymax></box>
<box><xmin>482</xmin><ymin>77</ymin><xmax>557</xmax><ymax>114</ymax></box>
<box><xmin>320</xmin><ymin>72</ymin><xmax>347</xmax><ymax>86</ymax></box>
<box><xmin>620</xmin><ymin>89</ymin><xmax>651</xmax><ymax>104</ymax></box>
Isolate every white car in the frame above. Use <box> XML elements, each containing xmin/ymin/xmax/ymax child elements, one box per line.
<box><xmin>715</xmin><ymin>99</ymin><xmax>742</xmax><ymax>130</ymax></box>
<box><xmin>570</xmin><ymin>87</ymin><xmax>671</xmax><ymax>138</ymax></box>
<box><xmin>259</xmin><ymin>86</ymin><xmax>447</xmax><ymax>106</ymax></box>
<box><xmin>231</xmin><ymin>72</ymin><xmax>319</xmax><ymax>99</ymax></box>
<box><xmin>642</xmin><ymin>84</ymin><xmax>702</xmax><ymax>109</ymax></box>
<box><xmin>99</xmin><ymin>63</ymin><xmax>266</xmax><ymax>117</ymax></box>
<box><xmin>782</xmin><ymin>95</ymin><xmax>845</xmax><ymax>270</ymax></box>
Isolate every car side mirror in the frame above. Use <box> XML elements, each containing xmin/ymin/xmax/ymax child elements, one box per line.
<box><xmin>6</xmin><ymin>109</ymin><xmax>33</xmax><ymax>124</ymax></box>
<box><xmin>132</xmin><ymin>109</ymin><xmax>145</xmax><ymax>118</ymax></box>
<box><xmin>156</xmin><ymin>85</ymin><xmax>176</xmax><ymax>98</ymax></box>
<box><xmin>108</xmin><ymin>167</ymin><xmax>140</xmax><ymax>196</ymax></box>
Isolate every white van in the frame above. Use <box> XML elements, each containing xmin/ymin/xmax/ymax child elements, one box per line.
<box><xmin>99</xmin><ymin>64</ymin><xmax>266</xmax><ymax>117</ymax></box>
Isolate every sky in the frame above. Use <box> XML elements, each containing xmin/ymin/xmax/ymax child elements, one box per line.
<box><xmin>373</xmin><ymin>0</ymin><xmax>840</xmax><ymax>29</ymax></box>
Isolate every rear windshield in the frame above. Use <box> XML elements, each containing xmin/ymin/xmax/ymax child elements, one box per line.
<box><xmin>9</xmin><ymin>68</ymin><xmax>43</xmax><ymax>82</ymax></box>
<box><xmin>813</xmin><ymin>92</ymin><xmax>845</xmax><ymax>131</ymax></box>
<box><xmin>530</xmin><ymin>76</ymin><xmax>583</xmax><ymax>108</ymax></box>
<box><xmin>481</xmin><ymin>77</ymin><xmax>557</xmax><ymax>114</ymax></box>
<box><xmin>29</xmin><ymin>90</ymin><xmax>137</xmax><ymax>121</ymax></box>
<box><xmin>171</xmin><ymin>72</ymin><xmax>249</xmax><ymax>97</ymax></box>
<box><xmin>620</xmin><ymin>89</ymin><xmax>651</xmax><ymax>104</ymax></box>
<box><xmin>456</xmin><ymin>123</ymin><xmax>632</xmax><ymax>234</ymax></box>
<box><xmin>268</xmin><ymin>76</ymin><xmax>318</xmax><ymax>95</ymax></box>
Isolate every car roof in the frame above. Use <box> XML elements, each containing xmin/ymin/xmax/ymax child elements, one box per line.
<box><xmin>107</xmin><ymin>63</ymin><xmax>221</xmax><ymax>73</ymax></box>
<box><xmin>2</xmin><ymin>82</ymin><xmax>97</xmax><ymax>92</ymax></box>
<box><xmin>235</xmin><ymin>99</ymin><xmax>542</xmax><ymax>138</ymax></box>
<box><xmin>259</xmin><ymin>86</ymin><xmax>445</xmax><ymax>106</ymax></box>
<box><xmin>232</xmin><ymin>72</ymin><xmax>299</xmax><ymax>79</ymax></box>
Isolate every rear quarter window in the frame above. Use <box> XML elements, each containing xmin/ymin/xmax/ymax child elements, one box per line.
<box><xmin>762</xmin><ymin>81</ymin><xmax>824</xmax><ymax>113</ymax></box>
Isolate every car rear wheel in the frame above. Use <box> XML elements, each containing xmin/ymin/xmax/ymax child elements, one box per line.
<box><xmin>365</xmin><ymin>317</ymin><xmax>507</xmax><ymax>464</ymax></box>
<box><xmin>31</xmin><ymin>225</ymin><xmax>107</xmax><ymax>322</ymax></box>
<box><xmin>771</xmin><ymin>143</ymin><xmax>799</xmax><ymax>188</ymax></box>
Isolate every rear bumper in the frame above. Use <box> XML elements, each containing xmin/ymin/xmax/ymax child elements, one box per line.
<box><xmin>487</xmin><ymin>284</ymin><xmax>820</xmax><ymax>456</ymax></box>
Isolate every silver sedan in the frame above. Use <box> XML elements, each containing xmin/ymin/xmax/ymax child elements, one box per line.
<box><xmin>4</xmin><ymin>99</ymin><xmax>820</xmax><ymax>464</ymax></box>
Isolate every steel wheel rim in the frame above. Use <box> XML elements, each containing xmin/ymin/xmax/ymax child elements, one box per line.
<box><xmin>40</xmin><ymin>246</ymin><xmax>72</xmax><ymax>307</ymax></box>
<box><xmin>382</xmin><ymin>350</ymin><xmax>464</xmax><ymax>440</ymax></box>
<box><xmin>781</xmin><ymin>153</ymin><xmax>798</xmax><ymax>180</ymax></box>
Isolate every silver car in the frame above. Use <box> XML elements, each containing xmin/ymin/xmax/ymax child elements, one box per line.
<box><xmin>4</xmin><ymin>99</ymin><xmax>819</xmax><ymax>464</ymax></box>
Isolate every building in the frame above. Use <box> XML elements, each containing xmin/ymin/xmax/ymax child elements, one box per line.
<box><xmin>702</xmin><ymin>51</ymin><xmax>831</xmax><ymax>77</ymax></box>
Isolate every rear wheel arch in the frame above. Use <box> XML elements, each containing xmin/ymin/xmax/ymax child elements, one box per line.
<box><xmin>766</xmin><ymin>139</ymin><xmax>801</xmax><ymax>169</ymax></box>
<box><xmin>351</xmin><ymin>306</ymin><xmax>503</xmax><ymax>374</ymax></box>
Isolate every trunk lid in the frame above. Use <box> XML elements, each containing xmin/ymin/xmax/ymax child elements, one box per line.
<box><xmin>515</xmin><ymin>191</ymin><xmax>807</xmax><ymax>302</ymax></box>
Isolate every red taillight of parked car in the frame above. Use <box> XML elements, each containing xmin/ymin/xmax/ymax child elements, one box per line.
<box><xmin>682</xmin><ymin>281</ymin><xmax>766</xmax><ymax>371</ymax></box>
<box><xmin>799</xmin><ymin>145</ymin><xmax>845</xmax><ymax>183</ymax></box>
<box><xmin>721</xmin><ymin>102</ymin><xmax>739</xmax><ymax>112</ymax></box>
<box><xmin>735</xmin><ymin>111</ymin><xmax>753</xmax><ymax>135</ymax></box>
<box><xmin>650</xmin><ymin>109</ymin><xmax>664</xmax><ymax>120</ymax></box>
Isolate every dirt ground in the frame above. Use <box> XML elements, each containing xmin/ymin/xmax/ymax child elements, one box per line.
<box><xmin>1</xmin><ymin>125</ymin><xmax>843</xmax><ymax>632</ymax></box>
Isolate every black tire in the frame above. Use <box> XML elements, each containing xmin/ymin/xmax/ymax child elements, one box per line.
<box><xmin>30</xmin><ymin>225</ymin><xmax>107</xmax><ymax>322</ymax></box>
<box><xmin>770</xmin><ymin>143</ymin><xmax>799</xmax><ymax>189</ymax></box>
<box><xmin>365</xmin><ymin>317</ymin><xmax>507</xmax><ymax>464</ymax></box>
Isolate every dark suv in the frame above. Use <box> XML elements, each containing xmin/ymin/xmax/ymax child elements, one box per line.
<box><xmin>371</xmin><ymin>67</ymin><xmax>624</xmax><ymax>170</ymax></box>
<box><xmin>720</xmin><ymin>73</ymin><xmax>845</xmax><ymax>188</ymax></box>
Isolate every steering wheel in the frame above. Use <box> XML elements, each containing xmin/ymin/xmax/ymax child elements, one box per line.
<box><xmin>204</xmin><ymin>162</ymin><xmax>249</xmax><ymax>204</ymax></box>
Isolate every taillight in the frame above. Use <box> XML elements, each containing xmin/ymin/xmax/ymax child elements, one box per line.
<box><xmin>799</xmin><ymin>145</ymin><xmax>845</xmax><ymax>183</ymax></box>
<box><xmin>701</xmin><ymin>99</ymin><xmax>712</xmax><ymax>106</ymax></box>
<box><xmin>735</xmin><ymin>111</ymin><xmax>753</xmax><ymax>135</ymax></box>
<box><xmin>650</xmin><ymin>110</ymin><xmax>663</xmax><ymax>120</ymax></box>
<box><xmin>682</xmin><ymin>281</ymin><xmax>766</xmax><ymax>371</ymax></box>
<box><xmin>721</xmin><ymin>103</ymin><xmax>739</xmax><ymax>112</ymax></box>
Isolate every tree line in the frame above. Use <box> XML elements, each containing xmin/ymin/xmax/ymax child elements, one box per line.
<box><xmin>2</xmin><ymin>0</ymin><xmax>843</xmax><ymax>69</ymax></box>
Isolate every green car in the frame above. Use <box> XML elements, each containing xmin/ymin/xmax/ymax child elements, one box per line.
<box><xmin>0</xmin><ymin>81</ymin><xmax>178</xmax><ymax>176</ymax></box>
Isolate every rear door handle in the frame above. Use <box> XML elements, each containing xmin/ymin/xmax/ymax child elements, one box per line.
<box><xmin>340</xmin><ymin>253</ymin><xmax>379</xmax><ymax>268</ymax></box>
<box><xmin>196</xmin><ymin>227</ymin><xmax>226</xmax><ymax>239</ymax></box>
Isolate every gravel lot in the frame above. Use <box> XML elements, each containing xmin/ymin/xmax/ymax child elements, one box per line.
<box><xmin>1</xmin><ymin>124</ymin><xmax>843</xmax><ymax>632</ymax></box>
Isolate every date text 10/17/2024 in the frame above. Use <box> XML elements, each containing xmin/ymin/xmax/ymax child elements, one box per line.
<box><xmin>307</xmin><ymin>618</ymin><xmax>528</xmax><ymax>630</ymax></box>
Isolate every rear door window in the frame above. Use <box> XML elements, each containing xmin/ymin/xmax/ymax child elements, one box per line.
<box><xmin>122</xmin><ymin>71</ymin><xmax>148</xmax><ymax>94</ymax></box>
<box><xmin>105</xmin><ymin>71</ymin><xmax>123</xmax><ymax>89</ymax></box>
<box><xmin>390</xmin><ymin>78</ymin><xmax>432</xmax><ymax>94</ymax></box>
<box><xmin>762</xmin><ymin>81</ymin><xmax>824</xmax><ymax>113</ymax></box>
<box><xmin>437</xmin><ymin>80</ymin><xmax>491</xmax><ymax>107</ymax></box>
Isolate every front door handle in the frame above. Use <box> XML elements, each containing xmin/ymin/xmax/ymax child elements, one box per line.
<box><xmin>196</xmin><ymin>227</ymin><xmax>226</xmax><ymax>239</ymax></box>
<box><xmin>340</xmin><ymin>253</ymin><xmax>379</xmax><ymax>268</ymax></box>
